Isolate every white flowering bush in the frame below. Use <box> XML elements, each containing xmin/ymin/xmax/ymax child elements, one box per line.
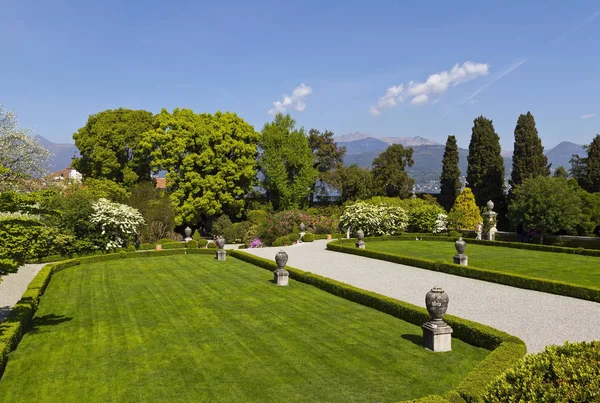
<box><xmin>433</xmin><ymin>213</ymin><xmax>447</xmax><ymax>233</ymax></box>
<box><xmin>340</xmin><ymin>202</ymin><xmax>408</xmax><ymax>236</ymax></box>
<box><xmin>90</xmin><ymin>198</ymin><xmax>145</xmax><ymax>249</ymax></box>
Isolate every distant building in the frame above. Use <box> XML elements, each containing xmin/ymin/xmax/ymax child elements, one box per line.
<box><xmin>50</xmin><ymin>166</ymin><xmax>82</xmax><ymax>182</ymax></box>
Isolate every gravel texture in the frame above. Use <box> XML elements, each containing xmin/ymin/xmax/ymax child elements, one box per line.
<box><xmin>0</xmin><ymin>264</ymin><xmax>45</xmax><ymax>322</ymax></box>
<box><xmin>245</xmin><ymin>240</ymin><xmax>600</xmax><ymax>353</ymax></box>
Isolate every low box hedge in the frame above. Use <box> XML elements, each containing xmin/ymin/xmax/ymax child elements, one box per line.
<box><xmin>327</xmin><ymin>241</ymin><xmax>600</xmax><ymax>303</ymax></box>
<box><xmin>160</xmin><ymin>242</ymin><xmax>186</xmax><ymax>250</ymax></box>
<box><xmin>228</xmin><ymin>250</ymin><xmax>526</xmax><ymax>403</ymax></box>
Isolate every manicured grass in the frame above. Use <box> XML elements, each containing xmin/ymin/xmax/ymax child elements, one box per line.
<box><xmin>0</xmin><ymin>255</ymin><xmax>488</xmax><ymax>403</ymax></box>
<box><xmin>367</xmin><ymin>240</ymin><xmax>600</xmax><ymax>288</ymax></box>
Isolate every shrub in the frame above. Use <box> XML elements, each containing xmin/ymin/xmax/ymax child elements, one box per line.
<box><xmin>339</xmin><ymin>202</ymin><xmax>408</xmax><ymax>236</ymax></box>
<box><xmin>247</xmin><ymin>210</ymin><xmax>268</xmax><ymax>226</ymax></box>
<box><xmin>483</xmin><ymin>341</ymin><xmax>600</xmax><ymax>402</ymax></box>
<box><xmin>126</xmin><ymin>182</ymin><xmax>176</xmax><ymax>243</ymax></box>
<box><xmin>249</xmin><ymin>238</ymin><xmax>262</xmax><ymax>248</ymax></box>
<box><xmin>259</xmin><ymin>210</ymin><xmax>337</xmax><ymax>245</ymax></box>
<box><xmin>161</xmin><ymin>242</ymin><xmax>185</xmax><ymax>250</ymax></box>
<box><xmin>207</xmin><ymin>241</ymin><xmax>217</xmax><ymax>249</ymax></box>
<box><xmin>302</xmin><ymin>233</ymin><xmax>315</xmax><ymax>242</ymax></box>
<box><xmin>186</xmin><ymin>240</ymin><xmax>198</xmax><ymax>248</ymax></box>
<box><xmin>126</xmin><ymin>245</ymin><xmax>136</xmax><ymax>252</ymax></box>
<box><xmin>288</xmin><ymin>233</ymin><xmax>299</xmax><ymax>243</ymax></box>
<box><xmin>157</xmin><ymin>238</ymin><xmax>174</xmax><ymax>244</ymax></box>
<box><xmin>192</xmin><ymin>229</ymin><xmax>201</xmax><ymax>242</ymax></box>
<box><xmin>89</xmin><ymin>198</ymin><xmax>145</xmax><ymax>250</ymax></box>
<box><xmin>198</xmin><ymin>239</ymin><xmax>208</xmax><ymax>248</ymax></box>
<box><xmin>139</xmin><ymin>243</ymin><xmax>154</xmax><ymax>250</ymax></box>
<box><xmin>212</xmin><ymin>214</ymin><xmax>236</xmax><ymax>241</ymax></box>
<box><xmin>448</xmin><ymin>188</ymin><xmax>482</xmax><ymax>231</ymax></box>
<box><xmin>232</xmin><ymin>221</ymin><xmax>253</xmax><ymax>242</ymax></box>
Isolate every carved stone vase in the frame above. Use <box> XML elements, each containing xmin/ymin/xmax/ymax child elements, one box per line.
<box><xmin>356</xmin><ymin>229</ymin><xmax>364</xmax><ymax>241</ymax></box>
<box><xmin>454</xmin><ymin>237</ymin><xmax>466</xmax><ymax>255</ymax></box>
<box><xmin>425</xmin><ymin>286</ymin><xmax>449</xmax><ymax>324</ymax></box>
<box><xmin>184</xmin><ymin>226</ymin><xmax>192</xmax><ymax>240</ymax></box>
<box><xmin>215</xmin><ymin>237</ymin><xmax>225</xmax><ymax>250</ymax></box>
<box><xmin>299</xmin><ymin>222</ymin><xmax>306</xmax><ymax>232</ymax></box>
<box><xmin>275</xmin><ymin>250</ymin><xmax>288</xmax><ymax>270</ymax></box>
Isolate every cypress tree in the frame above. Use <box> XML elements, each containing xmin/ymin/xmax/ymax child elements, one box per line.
<box><xmin>466</xmin><ymin>116</ymin><xmax>505</xmax><ymax>209</ymax></box>
<box><xmin>510</xmin><ymin>112</ymin><xmax>550</xmax><ymax>189</ymax></box>
<box><xmin>439</xmin><ymin>135</ymin><xmax>461</xmax><ymax>211</ymax></box>
<box><xmin>587</xmin><ymin>134</ymin><xmax>600</xmax><ymax>193</ymax></box>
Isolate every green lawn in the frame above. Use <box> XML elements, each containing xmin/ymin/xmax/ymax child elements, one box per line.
<box><xmin>0</xmin><ymin>255</ymin><xmax>488</xmax><ymax>403</ymax></box>
<box><xmin>367</xmin><ymin>240</ymin><xmax>600</xmax><ymax>288</ymax></box>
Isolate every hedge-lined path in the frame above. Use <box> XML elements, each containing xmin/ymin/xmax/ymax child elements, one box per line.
<box><xmin>0</xmin><ymin>264</ymin><xmax>45</xmax><ymax>322</ymax></box>
<box><xmin>244</xmin><ymin>240</ymin><xmax>600</xmax><ymax>353</ymax></box>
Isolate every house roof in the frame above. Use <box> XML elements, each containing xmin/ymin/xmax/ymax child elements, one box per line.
<box><xmin>155</xmin><ymin>178</ymin><xmax>167</xmax><ymax>189</ymax></box>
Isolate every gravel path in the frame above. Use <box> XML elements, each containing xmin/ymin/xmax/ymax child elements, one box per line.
<box><xmin>0</xmin><ymin>264</ymin><xmax>45</xmax><ymax>322</ymax></box>
<box><xmin>244</xmin><ymin>240</ymin><xmax>600</xmax><ymax>353</ymax></box>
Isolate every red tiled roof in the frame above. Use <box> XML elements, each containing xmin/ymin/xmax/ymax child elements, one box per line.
<box><xmin>155</xmin><ymin>178</ymin><xmax>167</xmax><ymax>189</ymax></box>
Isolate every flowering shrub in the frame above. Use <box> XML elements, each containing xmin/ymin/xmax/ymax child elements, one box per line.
<box><xmin>90</xmin><ymin>198</ymin><xmax>145</xmax><ymax>250</ymax></box>
<box><xmin>340</xmin><ymin>202</ymin><xmax>408</xmax><ymax>236</ymax></box>
<box><xmin>260</xmin><ymin>210</ymin><xmax>337</xmax><ymax>245</ymax></box>
<box><xmin>249</xmin><ymin>238</ymin><xmax>262</xmax><ymax>248</ymax></box>
<box><xmin>433</xmin><ymin>214</ymin><xmax>448</xmax><ymax>233</ymax></box>
<box><xmin>408</xmin><ymin>203</ymin><xmax>447</xmax><ymax>233</ymax></box>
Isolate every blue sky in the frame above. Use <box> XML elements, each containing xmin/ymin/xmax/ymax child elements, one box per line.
<box><xmin>1</xmin><ymin>0</ymin><xmax>599</xmax><ymax>150</ymax></box>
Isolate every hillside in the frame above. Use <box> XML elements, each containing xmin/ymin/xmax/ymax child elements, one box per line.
<box><xmin>36</xmin><ymin>136</ymin><xmax>78</xmax><ymax>173</ymax></box>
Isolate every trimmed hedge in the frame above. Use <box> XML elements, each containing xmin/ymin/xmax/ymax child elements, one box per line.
<box><xmin>139</xmin><ymin>243</ymin><xmax>155</xmax><ymax>250</ymax></box>
<box><xmin>302</xmin><ymin>232</ymin><xmax>315</xmax><ymax>242</ymax></box>
<box><xmin>160</xmin><ymin>242</ymin><xmax>186</xmax><ymax>250</ymax></box>
<box><xmin>328</xmin><ymin>241</ymin><xmax>600</xmax><ymax>303</ymax></box>
<box><xmin>228</xmin><ymin>250</ymin><xmax>526</xmax><ymax>403</ymax></box>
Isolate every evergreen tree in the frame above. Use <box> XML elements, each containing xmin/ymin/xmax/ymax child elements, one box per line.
<box><xmin>371</xmin><ymin>144</ymin><xmax>415</xmax><ymax>198</ymax></box>
<box><xmin>466</xmin><ymin>116</ymin><xmax>505</xmax><ymax>209</ymax></box>
<box><xmin>439</xmin><ymin>135</ymin><xmax>461</xmax><ymax>211</ymax></box>
<box><xmin>553</xmin><ymin>165</ymin><xmax>569</xmax><ymax>179</ymax></box>
<box><xmin>447</xmin><ymin>188</ymin><xmax>482</xmax><ymax>230</ymax></box>
<box><xmin>570</xmin><ymin>134</ymin><xmax>600</xmax><ymax>192</ymax></box>
<box><xmin>510</xmin><ymin>112</ymin><xmax>550</xmax><ymax>189</ymax></box>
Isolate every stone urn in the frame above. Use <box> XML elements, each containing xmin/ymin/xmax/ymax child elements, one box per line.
<box><xmin>299</xmin><ymin>222</ymin><xmax>306</xmax><ymax>232</ymax></box>
<box><xmin>425</xmin><ymin>286</ymin><xmax>449</xmax><ymax>324</ymax></box>
<box><xmin>355</xmin><ymin>229</ymin><xmax>365</xmax><ymax>249</ymax></box>
<box><xmin>215</xmin><ymin>236</ymin><xmax>225</xmax><ymax>249</ymax></box>
<box><xmin>454</xmin><ymin>237</ymin><xmax>466</xmax><ymax>255</ymax></box>
<box><xmin>275</xmin><ymin>250</ymin><xmax>288</xmax><ymax>269</ymax></box>
<box><xmin>486</xmin><ymin>200</ymin><xmax>494</xmax><ymax>212</ymax></box>
<box><xmin>184</xmin><ymin>226</ymin><xmax>192</xmax><ymax>241</ymax></box>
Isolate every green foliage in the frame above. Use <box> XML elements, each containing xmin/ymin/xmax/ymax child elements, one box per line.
<box><xmin>186</xmin><ymin>240</ymin><xmax>198</xmax><ymax>248</ymax></box>
<box><xmin>510</xmin><ymin>112</ymin><xmax>550</xmax><ymax>189</ymax></box>
<box><xmin>212</xmin><ymin>214</ymin><xmax>234</xmax><ymax>237</ymax></box>
<box><xmin>307</xmin><ymin>128</ymin><xmax>346</xmax><ymax>202</ymax></box>
<box><xmin>509</xmin><ymin>176</ymin><xmax>581</xmax><ymax>241</ymax></box>
<box><xmin>139</xmin><ymin>243</ymin><xmax>154</xmax><ymax>250</ymax></box>
<box><xmin>483</xmin><ymin>341</ymin><xmax>600</xmax><ymax>402</ymax></box>
<box><xmin>324</xmin><ymin>164</ymin><xmax>374</xmax><ymax>203</ymax></box>
<box><xmin>247</xmin><ymin>209</ymin><xmax>268</xmax><ymax>226</ymax></box>
<box><xmin>230</xmin><ymin>249</ymin><xmax>526</xmax><ymax>403</ymax></box>
<box><xmin>72</xmin><ymin>108</ymin><xmax>154</xmax><ymax>186</ymax></box>
<box><xmin>160</xmin><ymin>242</ymin><xmax>185</xmax><ymax>250</ymax></box>
<box><xmin>466</xmin><ymin>116</ymin><xmax>505</xmax><ymax>209</ymax></box>
<box><xmin>302</xmin><ymin>232</ymin><xmax>315</xmax><ymax>242</ymax></box>
<box><xmin>259</xmin><ymin>210</ymin><xmax>336</xmax><ymax>245</ymax></box>
<box><xmin>207</xmin><ymin>241</ymin><xmax>217</xmax><ymax>249</ymax></box>
<box><xmin>371</xmin><ymin>144</ymin><xmax>415</xmax><ymax>198</ymax></box>
<box><xmin>440</xmin><ymin>135</ymin><xmax>461</xmax><ymax>211</ymax></box>
<box><xmin>553</xmin><ymin>165</ymin><xmax>569</xmax><ymax>179</ymax></box>
<box><xmin>192</xmin><ymin>229</ymin><xmax>201</xmax><ymax>242</ymax></box>
<box><xmin>571</xmin><ymin>134</ymin><xmax>600</xmax><ymax>192</ymax></box>
<box><xmin>126</xmin><ymin>245</ymin><xmax>136</xmax><ymax>252</ymax></box>
<box><xmin>82</xmin><ymin>178</ymin><xmax>130</xmax><ymax>203</ymax></box>
<box><xmin>198</xmin><ymin>239</ymin><xmax>208</xmax><ymax>248</ymax></box>
<box><xmin>448</xmin><ymin>188</ymin><xmax>482</xmax><ymax>230</ymax></box>
<box><xmin>258</xmin><ymin>113</ymin><xmax>317</xmax><ymax>210</ymax></box>
<box><xmin>339</xmin><ymin>202</ymin><xmax>408</xmax><ymax>236</ymax></box>
<box><xmin>126</xmin><ymin>182</ymin><xmax>175</xmax><ymax>243</ymax></box>
<box><xmin>141</xmin><ymin>108</ymin><xmax>259</xmax><ymax>226</ymax></box>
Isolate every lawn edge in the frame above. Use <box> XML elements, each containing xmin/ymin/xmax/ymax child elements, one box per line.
<box><xmin>327</xmin><ymin>240</ymin><xmax>600</xmax><ymax>304</ymax></box>
<box><xmin>229</xmin><ymin>249</ymin><xmax>526</xmax><ymax>403</ymax></box>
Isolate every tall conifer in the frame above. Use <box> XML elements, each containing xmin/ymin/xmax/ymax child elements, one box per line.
<box><xmin>439</xmin><ymin>135</ymin><xmax>461</xmax><ymax>211</ymax></box>
<box><xmin>510</xmin><ymin>111</ymin><xmax>550</xmax><ymax>190</ymax></box>
<box><xmin>466</xmin><ymin>116</ymin><xmax>505</xmax><ymax>208</ymax></box>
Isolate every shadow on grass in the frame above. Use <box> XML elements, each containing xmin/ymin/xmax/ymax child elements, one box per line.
<box><xmin>27</xmin><ymin>314</ymin><xmax>73</xmax><ymax>334</ymax></box>
<box><xmin>401</xmin><ymin>333</ymin><xmax>423</xmax><ymax>347</ymax></box>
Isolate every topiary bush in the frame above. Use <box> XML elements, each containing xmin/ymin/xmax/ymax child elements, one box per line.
<box><xmin>161</xmin><ymin>242</ymin><xmax>185</xmax><ymax>250</ymax></box>
<box><xmin>186</xmin><ymin>240</ymin><xmax>198</xmax><ymax>248</ymax></box>
<box><xmin>483</xmin><ymin>341</ymin><xmax>600</xmax><ymax>402</ymax></box>
<box><xmin>126</xmin><ymin>245</ymin><xmax>136</xmax><ymax>252</ymax></box>
<box><xmin>448</xmin><ymin>188</ymin><xmax>482</xmax><ymax>231</ymax></box>
<box><xmin>302</xmin><ymin>232</ymin><xmax>315</xmax><ymax>242</ymax></box>
<box><xmin>192</xmin><ymin>229</ymin><xmax>201</xmax><ymax>242</ymax></box>
<box><xmin>206</xmin><ymin>241</ymin><xmax>217</xmax><ymax>249</ymax></box>
<box><xmin>198</xmin><ymin>239</ymin><xmax>208</xmax><ymax>248</ymax></box>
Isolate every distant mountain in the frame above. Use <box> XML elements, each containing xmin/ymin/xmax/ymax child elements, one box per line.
<box><xmin>338</xmin><ymin>138</ymin><xmax>389</xmax><ymax>156</ymax></box>
<box><xmin>545</xmin><ymin>141</ymin><xmax>585</xmax><ymax>170</ymax></box>
<box><xmin>35</xmin><ymin>136</ymin><xmax>78</xmax><ymax>173</ymax></box>
<box><xmin>335</xmin><ymin>131</ymin><xmax>441</xmax><ymax>147</ymax></box>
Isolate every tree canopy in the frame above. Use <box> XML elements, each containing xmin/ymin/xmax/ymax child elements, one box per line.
<box><xmin>570</xmin><ymin>134</ymin><xmax>600</xmax><ymax>193</ymax></box>
<box><xmin>72</xmin><ymin>108</ymin><xmax>154</xmax><ymax>187</ymax></box>
<box><xmin>371</xmin><ymin>144</ymin><xmax>415</xmax><ymax>198</ymax></box>
<box><xmin>508</xmin><ymin>176</ymin><xmax>581</xmax><ymax>243</ymax></box>
<box><xmin>439</xmin><ymin>135</ymin><xmax>461</xmax><ymax>211</ymax></box>
<box><xmin>466</xmin><ymin>116</ymin><xmax>505</xmax><ymax>208</ymax></box>
<box><xmin>258</xmin><ymin>113</ymin><xmax>317</xmax><ymax>210</ymax></box>
<box><xmin>308</xmin><ymin>128</ymin><xmax>346</xmax><ymax>202</ymax></box>
<box><xmin>323</xmin><ymin>164</ymin><xmax>373</xmax><ymax>204</ymax></box>
<box><xmin>141</xmin><ymin>108</ymin><xmax>259</xmax><ymax>226</ymax></box>
<box><xmin>510</xmin><ymin>112</ymin><xmax>550</xmax><ymax>189</ymax></box>
<box><xmin>0</xmin><ymin>104</ymin><xmax>51</xmax><ymax>190</ymax></box>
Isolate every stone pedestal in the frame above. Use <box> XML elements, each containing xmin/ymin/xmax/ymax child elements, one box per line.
<box><xmin>356</xmin><ymin>240</ymin><xmax>365</xmax><ymax>249</ymax></box>
<box><xmin>356</xmin><ymin>229</ymin><xmax>365</xmax><ymax>249</ymax></box>
<box><xmin>299</xmin><ymin>231</ymin><xmax>305</xmax><ymax>242</ymax></box>
<box><xmin>274</xmin><ymin>268</ymin><xmax>289</xmax><ymax>286</ymax></box>
<box><xmin>216</xmin><ymin>249</ymin><xmax>226</xmax><ymax>261</ymax></box>
<box><xmin>453</xmin><ymin>254</ymin><xmax>468</xmax><ymax>266</ymax></box>
<box><xmin>422</xmin><ymin>321</ymin><xmax>453</xmax><ymax>352</ymax></box>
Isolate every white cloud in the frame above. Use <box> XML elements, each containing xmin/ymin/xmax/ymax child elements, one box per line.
<box><xmin>370</xmin><ymin>61</ymin><xmax>489</xmax><ymax>115</ymax></box>
<box><xmin>581</xmin><ymin>113</ymin><xmax>597</xmax><ymax>119</ymax></box>
<box><xmin>268</xmin><ymin>83</ymin><xmax>313</xmax><ymax>115</ymax></box>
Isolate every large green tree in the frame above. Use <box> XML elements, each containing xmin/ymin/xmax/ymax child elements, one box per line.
<box><xmin>509</xmin><ymin>176</ymin><xmax>581</xmax><ymax>243</ymax></box>
<box><xmin>510</xmin><ymin>112</ymin><xmax>550</xmax><ymax>189</ymax></box>
<box><xmin>439</xmin><ymin>135</ymin><xmax>461</xmax><ymax>211</ymax></box>
<box><xmin>72</xmin><ymin>108</ymin><xmax>154</xmax><ymax>187</ymax></box>
<box><xmin>258</xmin><ymin>113</ymin><xmax>317</xmax><ymax>210</ymax></box>
<box><xmin>466</xmin><ymin>116</ymin><xmax>505</xmax><ymax>208</ymax></box>
<box><xmin>323</xmin><ymin>164</ymin><xmax>373</xmax><ymax>204</ymax></box>
<box><xmin>307</xmin><ymin>128</ymin><xmax>346</xmax><ymax>202</ymax></box>
<box><xmin>371</xmin><ymin>144</ymin><xmax>415</xmax><ymax>198</ymax></box>
<box><xmin>141</xmin><ymin>108</ymin><xmax>259</xmax><ymax>227</ymax></box>
<box><xmin>570</xmin><ymin>134</ymin><xmax>600</xmax><ymax>193</ymax></box>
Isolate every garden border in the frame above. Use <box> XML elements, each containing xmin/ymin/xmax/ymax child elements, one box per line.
<box><xmin>327</xmin><ymin>239</ymin><xmax>600</xmax><ymax>303</ymax></box>
<box><xmin>2</xmin><ymin>248</ymin><xmax>525</xmax><ymax>403</ymax></box>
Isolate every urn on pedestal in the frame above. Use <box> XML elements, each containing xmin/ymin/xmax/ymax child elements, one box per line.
<box><xmin>273</xmin><ymin>250</ymin><xmax>289</xmax><ymax>286</ymax></box>
<box><xmin>215</xmin><ymin>236</ymin><xmax>226</xmax><ymax>261</ymax></box>
<box><xmin>355</xmin><ymin>229</ymin><xmax>365</xmax><ymax>249</ymax></box>
<box><xmin>184</xmin><ymin>226</ymin><xmax>193</xmax><ymax>242</ymax></box>
<box><xmin>299</xmin><ymin>222</ymin><xmax>306</xmax><ymax>242</ymax></box>
<box><xmin>422</xmin><ymin>286</ymin><xmax>453</xmax><ymax>352</ymax></box>
<box><xmin>453</xmin><ymin>237</ymin><xmax>468</xmax><ymax>266</ymax></box>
